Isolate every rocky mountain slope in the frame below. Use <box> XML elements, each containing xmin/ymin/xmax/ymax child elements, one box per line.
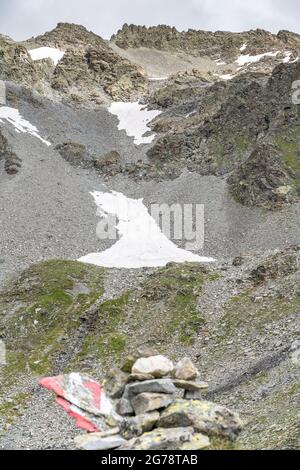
<box><xmin>0</xmin><ymin>23</ymin><xmax>299</xmax><ymax>450</ymax></box>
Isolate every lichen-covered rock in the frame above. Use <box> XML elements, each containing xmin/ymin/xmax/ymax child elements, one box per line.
<box><xmin>180</xmin><ymin>433</ymin><xmax>210</xmax><ymax>450</ymax></box>
<box><xmin>174</xmin><ymin>357</ymin><xmax>199</xmax><ymax>380</ymax></box>
<box><xmin>121</xmin><ymin>412</ymin><xmax>159</xmax><ymax>439</ymax></box>
<box><xmin>132</xmin><ymin>393</ymin><xmax>173</xmax><ymax>415</ymax></box>
<box><xmin>158</xmin><ymin>400</ymin><xmax>243</xmax><ymax>440</ymax></box>
<box><xmin>132</xmin><ymin>355</ymin><xmax>174</xmax><ymax>378</ymax></box>
<box><xmin>121</xmin><ymin>427</ymin><xmax>195</xmax><ymax>450</ymax></box>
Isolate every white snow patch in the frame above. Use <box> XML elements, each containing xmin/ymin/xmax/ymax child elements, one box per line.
<box><xmin>236</xmin><ymin>51</ymin><xmax>280</xmax><ymax>66</ymax></box>
<box><xmin>108</xmin><ymin>102</ymin><xmax>161</xmax><ymax>145</ymax></box>
<box><xmin>149</xmin><ymin>76</ymin><xmax>169</xmax><ymax>81</ymax></box>
<box><xmin>215</xmin><ymin>59</ymin><xmax>226</xmax><ymax>66</ymax></box>
<box><xmin>219</xmin><ymin>74</ymin><xmax>236</xmax><ymax>81</ymax></box>
<box><xmin>282</xmin><ymin>52</ymin><xmax>293</xmax><ymax>63</ymax></box>
<box><xmin>0</xmin><ymin>106</ymin><xmax>51</xmax><ymax>146</ymax></box>
<box><xmin>185</xmin><ymin>110</ymin><xmax>197</xmax><ymax>118</ymax></box>
<box><xmin>28</xmin><ymin>47</ymin><xmax>64</xmax><ymax>66</ymax></box>
<box><xmin>79</xmin><ymin>191</ymin><xmax>215</xmax><ymax>269</ymax></box>
<box><xmin>240</xmin><ymin>43</ymin><xmax>247</xmax><ymax>52</ymax></box>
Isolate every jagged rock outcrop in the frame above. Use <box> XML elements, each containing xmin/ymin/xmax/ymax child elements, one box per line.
<box><xmin>55</xmin><ymin>141</ymin><xmax>93</xmax><ymax>168</ymax></box>
<box><xmin>0</xmin><ymin>36</ymin><xmax>45</xmax><ymax>87</ymax></box>
<box><xmin>112</xmin><ymin>24</ymin><xmax>300</xmax><ymax>61</ymax></box>
<box><xmin>138</xmin><ymin>62</ymin><xmax>300</xmax><ymax>206</ymax></box>
<box><xmin>1</xmin><ymin>23</ymin><xmax>148</xmax><ymax>105</ymax></box>
<box><xmin>0</xmin><ymin>129</ymin><xmax>22</xmax><ymax>174</ymax></box>
<box><xmin>228</xmin><ymin>143</ymin><xmax>299</xmax><ymax>208</ymax></box>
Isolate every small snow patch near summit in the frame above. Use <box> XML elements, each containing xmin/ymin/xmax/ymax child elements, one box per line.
<box><xmin>0</xmin><ymin>106</ymin><xmax>51</xmax><ymax>145</ymax></box>
<box><xmin>108</xmin><ymin>102</ymin><xmax>161</xmax><ymax>145</ymax></box>
<box><xmin>28</xmin><ymin>47</ymin><xmax>64</xmax><ymax>66</ymax></box>
<box><xmin>236</xmin><ymin>51</ymin><xmax>280</xmax><ymax>66</ymax></box>
<box><xmin>79</xmin><ymin>191</ymin><xmax>215</xmax><ymax>269</ymax></box>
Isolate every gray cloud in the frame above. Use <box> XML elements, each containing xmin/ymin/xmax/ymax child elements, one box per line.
<box><xmin>0</xmin><ymin>0</ymin><xmax>299</xmax><ymax>41</ymax></box>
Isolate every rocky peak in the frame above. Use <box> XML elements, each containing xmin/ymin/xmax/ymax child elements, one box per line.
<box><xmin>111</xmin><ymin>24</ymin><xmax>300</xmax><ymax>61</ymax></box>
<box><xmin>29</xmin><ymin>22</ymin><xmax>108</xmax><ymax>50</ymax></box>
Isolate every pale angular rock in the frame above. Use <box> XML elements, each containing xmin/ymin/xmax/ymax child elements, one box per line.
<box><xmin>127</xmin><ymin>373</ymin><xmax>154</xmax><ymax>382</ymax></box>
<box><xmin>124</xmin><ymin>378</ymin><xmax>177</xmax><ymax>400</ymax></box>
<box><xmin>121</xmin><ymin>411</ymin><xmax>159</xmax><ymax>439</ymax></box>
<box><xmin>132</xmin><ymin>392</ymin><xmax>173</xmax><ymax>415</ymax></box>
<box><xmin>116</xmin><ymin>398</ymin><xmax>134</xmax><ymax>416</ymax></box>
<box><xmin>158</xmin><ymin>400</ymin><xmax>243</xmax><ymax>440</ymax></box>
<box><xmin>75</xmin><ymin>433</ymin><xmax>126</xmax><ymax>450</ymax></box>
<box><xmin>125</xmin><ymin>427</ymin><xmax>194</xmax><ymax>450</ymax></box>
<box><xmin>174</xmin><ymin>379</ymin><xmax>209</xmax><ymax>392</ymax></box>
<box><xmin>132</xmin><ymin>355</ymin><xmax>174</xmax><ymax>378</ymax></box>
<box><xmin>174</xmin><ymin>358</ymin><xmax>199</xmax><ymax>380</ymax></box>
<box><xmin>180</xmin><ymin>433</ymin><xmax>210</xmax><ymax>450</ymax></box>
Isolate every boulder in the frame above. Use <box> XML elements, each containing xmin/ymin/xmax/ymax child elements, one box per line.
<box><xmin>122</xmin><ymin>427</ymin><xmax>195</xmax><ymax>450</ymax></box>
<box><xmin>158</xmin><ymin>400</ymin><xmax>243</xmax><ymax>440</ymax></box>
<box><xmin>132</xmin><ymin>393</ymin><xmax>173</xmax><ymax>415</ymax></box>
<box><xmin>173</xmin><ymin>358</ymin><xmax>199</xmax><ymax>380</ymax></box>
<box><xmin>75</xmin><ymin>433</ymin><xmax>126</xmax><ymax>450</ymax></box>
<box><xmin>104</xmin><ymin>368</ymin><xmax>128</xmax><ymax>399</ymax></box>
<box><xmin>121</xmin><ymin>412</ymin><xmax>159</xmax><ymax>439</ymax></box>
<box><xmin>116</xmin><ymin>398</ymin><xmax>134</xmax><ymax>416</ymax></box>
<box><xmin>127</xmin><ymin>373</ymin><xmax>155</xmax><ymax>382</ymax></box>
<box><xmin>124</xmin><ymin>378</ymin><xmax>177</xmax><ymax>400</ymax></box>
<box><xmin>132</xmin><ymin>355</ymin><xmax>174</xmax><ymax>378</ymax></box>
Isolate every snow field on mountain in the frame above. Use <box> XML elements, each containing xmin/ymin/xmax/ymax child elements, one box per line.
<box><xmin>79</xmin><ymin>191</ymin><xmax>215</xmax><ymax>269</ymax></box>
<box><xmin>108</xmin><ymin>102</ymin><xmax>161</xmax><ymax>145</ymax></box>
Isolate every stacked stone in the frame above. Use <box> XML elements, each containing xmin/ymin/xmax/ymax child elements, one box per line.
<box><xmin>75</xmin><ymin>350</ymin><xmax>243</xmax><ymax>450</ymax></box>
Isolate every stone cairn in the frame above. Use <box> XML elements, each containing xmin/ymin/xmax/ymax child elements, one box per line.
<box><xmin>74</xmin><ymin>348</ymin><xmax>243</xmax><ymax>450</ymax></box>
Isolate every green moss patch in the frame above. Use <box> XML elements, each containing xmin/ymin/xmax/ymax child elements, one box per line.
<box><xmin>0</xmin><ymin>260</ymin><xmax>105</xmax><ymax>377</ymax></box>
<box><xmin>75</xmin><ymin>263</ymin><xmax>215</xmax><ymax>369</ymax></box>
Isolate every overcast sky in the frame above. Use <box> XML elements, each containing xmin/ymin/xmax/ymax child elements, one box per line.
<box><xmin>1</xmin><ymin>0</ymin><xmax>300</xmax><ymax>41</ymax></box>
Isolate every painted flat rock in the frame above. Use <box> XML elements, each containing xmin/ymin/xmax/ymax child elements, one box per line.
<box><xmin>40</xmin><ymin>373</ymin><xmax>120</xmax><ymax>432</ymax></box>
<box><xmin>56</xmin><ymin>397</ymin><xmax>108</xmax><ymax>433</ymax></box>
<box><xmin>40</xmin><ymin>373</ymin><xmax>113</xmax><ymax>417</ymax></box>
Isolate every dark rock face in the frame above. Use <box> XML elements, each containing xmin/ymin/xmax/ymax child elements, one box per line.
<box><xmin>140</xmin><ymin>62</ymin><xmax>300</xmax><ymax>207</ymax></box>
<box><xmin>0</xmin><ymin>36</ymin><xmax>40</xmax><ymax>86</ymax></box>
<box><xmin>52</xmin><ymin>45</ymin><xmax>147</xmax><ymax>103</ymax></box>
<box><xmin>93</xmin><ymin>150</ymin><xmax>122</xmax><ymax>176</ymax></box>
<box><xmin>55</xmin><ymin>141</ymin><xmax>92</xmax><ymax>168</ymax></box>
<box><xmin>227</xmin><ymin>143</ymin><xmax>298</xmax><ymax>208</ymax></box>
<box><xmin>0</xmin><ymin>23</ymin><xmax>148</xmax><ymax>105</ymax></box>
<box><xmin>0</xmin><ymin>130</ymin><xmax>22</xmax><ymax>174</ymax></box>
